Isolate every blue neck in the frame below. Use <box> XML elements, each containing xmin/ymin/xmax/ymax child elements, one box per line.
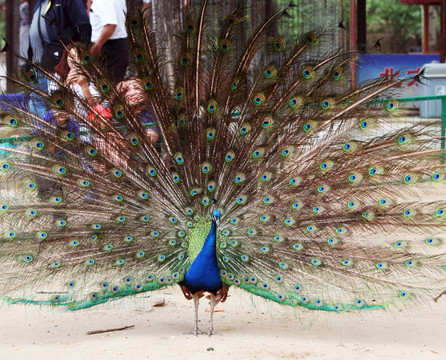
<box><xmin>199</xmin><ymin>220</ymin><xmax>218</xmax><ymax>261</ymax></box>
<box><xmin>183</xmin><ymin>220</ymin><xmax>222</xmax><ymax>294</ymax></box>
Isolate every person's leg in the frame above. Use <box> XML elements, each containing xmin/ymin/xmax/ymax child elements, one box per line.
<box><xmin>101</xmin><ymin>39</ymin><xmax>129</xmax><ymax>83</ymax></box>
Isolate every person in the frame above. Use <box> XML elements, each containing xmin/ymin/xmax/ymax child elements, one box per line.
<box><xmin>29</xmin><ymin>0</ymin><xmax>91</xmax><ymax>69</ymax></box>
<box><xmin>55</xmin><ymin>46</ymin><xmax>99</xmax><ymax>144</ymax></box>
<box><xmin>88</xmin><ymin>79</ymin><xmax>160</xmax><ymax>170</ymax></box>
<box><xmin>89</xmin><ymin>0</ymin><xmax>129</xmax><ymax>83</ymax></box>
<box><xmin>34</xmin><ymin>95</ymin><xmax>80</xmax><ymax>211</ymax></box>
<box><xmin>116</xmin><ymin>79</ymin><xmax>160</xmax><ymax>145</ymax></box>
<box><xmin>50</xmin><ymin>46</ymin><xmax>100</xmax><ymax>203</ymax></box>
<box><xmin>142</xmin><ymin>0</ymin><xmax>151</xmax><ymax>13</ymax></box>
<box><xmin>28</xmin><ymin>0</ymin><xmax>91</xmax><ymax>120</ymax></box>
<box><xmin>19</xmin><ymin>0</ymin><xmax>30</xmax><ymax>64</ymax></box>
<box><xmin>54</xmin><ymin>46</ymin><xmax>98</xmax><ymax>107</ymax></box>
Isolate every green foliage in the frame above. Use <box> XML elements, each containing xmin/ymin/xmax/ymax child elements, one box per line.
<box><xmin>274</xmin><ymin>0</ymin><xmax>342</xmax><ymax>39</ymax></box>
<box><xmin>367</xmin><ymin>0</ymin><xmax>421</xmax><ymax>52</ymax></box>
<box><xmin>0</xmin><ymin>6</ymin><xmax>4</xmax><ymax>39</ymax></box>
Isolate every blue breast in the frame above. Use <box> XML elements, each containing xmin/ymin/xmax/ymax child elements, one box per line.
<box><xmin>183</xmin><ymin>220</ymin><xmax>222</xmax><ymax>294</ymax></box>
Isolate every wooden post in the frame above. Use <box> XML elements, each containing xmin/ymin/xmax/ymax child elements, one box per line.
<box><xmin>5</xmin><ymin>0</ymin><xmax>20</xmax><ymax>93</ymax></box>
<box><xmin>423</xmin><ymin>4</ymin><xmax>429</xmax><ymax>53</ymax></box>
<box><xmin>441</xmin><ymin>0</ymin><xmax>446</xmax><ymax>62</ymax></box>
<box><xmin>357</xmin><ymin>0</ymin><xmax>366</xmax><ymax>53</ymax></box>
<box><xmin>350</xmin><ymin>0</ymin><xmax>357</xmax><ymax>89</ymax></box>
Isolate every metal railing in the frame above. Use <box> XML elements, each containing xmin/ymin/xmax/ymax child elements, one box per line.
<box><xmin>398</xmin><ymin>95</ymin><xmax>446</xmax><ymax>150</ymax></box>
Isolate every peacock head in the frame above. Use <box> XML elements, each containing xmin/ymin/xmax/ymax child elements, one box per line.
<box><xmin>212</xmin><ymin>209</ymin><xmax>221</xmax><ymax>225</ymax></box>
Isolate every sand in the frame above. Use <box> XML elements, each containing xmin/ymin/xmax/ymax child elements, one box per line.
<box><xmin>1</xmin><ymin>286</ymin><xmax>445</xmax><ymax>360</ymax></box>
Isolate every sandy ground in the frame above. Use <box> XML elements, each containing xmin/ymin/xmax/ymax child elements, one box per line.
<box><xmin>1</xmin><ymin>286</ymin><xmax>445</xmax><ymax>360</ymax></box>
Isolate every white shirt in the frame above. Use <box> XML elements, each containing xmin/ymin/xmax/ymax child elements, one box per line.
<box><xmin>47</xmin><ymin>74</ymin><xmax>99</xmax><ymax>143</ymax></box>
<box><xmin>90</xmin><ymin>0</ymin><xmax>127</xmax><ymax>43</ymax></box>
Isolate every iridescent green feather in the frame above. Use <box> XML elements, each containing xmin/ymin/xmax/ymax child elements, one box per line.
<box><xmin>1</xmin><ymin>1</ymin><xmax>446</xmax><ymax>317</ymax></box>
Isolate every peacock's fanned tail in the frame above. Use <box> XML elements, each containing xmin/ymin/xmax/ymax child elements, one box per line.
<box><xmin>1</xmin><ymin>2</ymin><xmax>446</xmax><ymax>312</ymax></box>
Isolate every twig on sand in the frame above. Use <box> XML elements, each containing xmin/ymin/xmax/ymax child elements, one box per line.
<box><xmin>86</xmin><ymin>325</ymin><xmax>135</xmax><ymax>335</ymax></box>
<box><xmin>433</xmin><ymin>291</ymin><xmax>446</xmax><ymax>302</ymax></box>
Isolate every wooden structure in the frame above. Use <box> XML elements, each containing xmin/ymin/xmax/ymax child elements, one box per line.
<box><xmin>4</xmin><ymin>0</ymin><xmax>19</xmax><ymax>92</ymax></box>
<box><xmin>350</xmin><ymin>0</ymin><xmax>367</xmax><ymax>88</ymax></box>
<box><xmin>401</xmin><ymin>0</ymin><xmax>446</xmax><ymax>62</ymax></box>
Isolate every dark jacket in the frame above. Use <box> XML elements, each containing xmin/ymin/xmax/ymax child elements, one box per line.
<box><xmin>32</xmin><ymin>0</ymin><xmax>91</xmax><ymax>45</ymax></box>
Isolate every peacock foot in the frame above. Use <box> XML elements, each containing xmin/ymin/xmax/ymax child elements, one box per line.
<box><xmin>185</xmin><ymin>327</ymin><xmax>205</xmax><ymax>336</ymax></box>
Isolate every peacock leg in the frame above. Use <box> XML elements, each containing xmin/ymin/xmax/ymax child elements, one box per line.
<box><xmin>208</xmin><ymin>293</ymin><xmax>216</xmax><ymax>336</ymax></box>
<box><xmin>192</xmin><ymin>293</ymin><xmax>204</xmax><ymax>336</ymax></box>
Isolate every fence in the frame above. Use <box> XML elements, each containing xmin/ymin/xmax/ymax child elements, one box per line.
<box><xmin>398</xmin><ymin>95</ymin><xmax>446</xmax><ymax>155</ymax></box>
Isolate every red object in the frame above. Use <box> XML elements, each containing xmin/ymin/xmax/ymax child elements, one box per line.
<box><xmin>379</xmin><ymin>67</ymin><xmax>402</xmax><ymax>88</ymax></box>
<box><xmin>88</xmin><ymin>105</ymin><xmax>113</xmax><ymax>119</ymax></box>
<box><xmin>54</xmin><ymin>51</ymin><xmax>70</xmax><ymax>79</ymax></box>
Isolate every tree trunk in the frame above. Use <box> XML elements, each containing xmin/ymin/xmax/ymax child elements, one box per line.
<box><xmin>153</xmin><ymin>0</ymin><xmax>182</xmax><ymax>87</ymax></box>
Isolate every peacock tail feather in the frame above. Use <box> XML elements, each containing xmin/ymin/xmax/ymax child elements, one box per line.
<box><xmin>1</xmin><ymin>1</ymin><xmax>446</xmax><ymax>314</ymax></box>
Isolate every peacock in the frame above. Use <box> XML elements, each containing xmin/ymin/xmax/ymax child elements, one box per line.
<box><xmin>1</xmin><ymin>0</ymin><xmax>446</xmax><ymax>337</ymax></box>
